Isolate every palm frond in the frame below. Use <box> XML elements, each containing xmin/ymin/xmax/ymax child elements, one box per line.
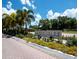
<box><xmin>27</xmin><ymin>10</ymin><xmax>34</xmax><ymax>14</ymax></box>
<box><xmin>28</xmin><ymin>15</ymin><xmax>35</xmax><ymax>21</ymax></box>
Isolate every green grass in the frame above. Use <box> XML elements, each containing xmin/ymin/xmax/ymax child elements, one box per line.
<box><xmin>22</xmin><ymin>37</ymin><xmax>77</xmax><ymax>56</ymax></box>
<box><xmin>63</xmin><ymin>31</ymin><xmax>77</xmax><ymax>34</ymax></box>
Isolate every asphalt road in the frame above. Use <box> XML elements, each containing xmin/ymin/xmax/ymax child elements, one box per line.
<box><xmin>2</xmin><ymin>37</ymin><xmax>57</xmax><ymax>59</ymax></box>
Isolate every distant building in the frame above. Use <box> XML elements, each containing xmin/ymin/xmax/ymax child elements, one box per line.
<box><xmin>35</xmin><ymin>30</ymin><xmax>62</xmax><ymax>38</ymax></box>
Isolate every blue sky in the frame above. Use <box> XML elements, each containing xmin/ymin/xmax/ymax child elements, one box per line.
<box><xmin>2</xmin><ymin>0</ymin><xmax>77</xmax><ymax>25</ymax></box>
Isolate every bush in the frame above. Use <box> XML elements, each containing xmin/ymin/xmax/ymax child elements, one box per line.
<box><xmin>46</xmin><ymin>42</ymin><xmax>77</xmax><ymax>56</ymax></box>
<box><xmin>23</xmin><ymin>37</ymin><xmax>77</xmax><ymax>56</ymax></box>
<box><xmin>16</xmin><ymin>34</ymin><xmax>24</xmax><ymax>38</ymax></box>
<box><xmin>66</xmin><ymin>37</ymin><xmax>77</xmax><ymax>46</ymax></box>
<box><xmin>26</xmin><ymin>33</ymin><xmax>34</xmax><ymax>38</ymax></box>
<box><xmin>61</xmin><ymin>36</ymin><xmax>77</xmax><ymax>46</ymax></box>
<box><xmin>66</xmin><ymin>46</ymin><xmax>77</xmax><ymax>56</ymax></box>
<box><xmin>23</xmin><ymin>38</ymin><xmax>48</xmax><ymax>46</ymax></box>
<box><xmin>48</xmin><ymin>38</ymin><xmax>54</xmax><ymax>42</ymax></box>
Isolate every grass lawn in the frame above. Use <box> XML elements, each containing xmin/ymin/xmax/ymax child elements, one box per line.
<box><xmin>63</xmin><ymin>31</ymin><xmax>77</xmax><ymax>34</ymax></box>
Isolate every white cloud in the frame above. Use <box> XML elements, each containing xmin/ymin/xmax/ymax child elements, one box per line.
<box><xmin>47</xmin><ymin>8</ymin><xmax>77</xmax><ymax>19</ymax></box>
<box><xmin>53</xmin><ymin>12</ymin><xmax>61</xmax><ymax>19</ymax></box>
<box><xmin>7</xmin><ymin>1</ymin><xmax>12</xmax><ymax>10</ymax></box>
<box><xmin>22</xmin><ymin>6</ymin><xmax>28</xmax><ymax>10</ymax></box>
<box><xmin>21</xmin><ymin>0</ymin><xmax>31</xmax><ymax>6</ymax></box>
<box><xmin>47</xmin><ymin>10</ymin><xmax>54</xmax><ymax>19</ymax></box>
<box><xmin>31</xmin><ymin>13</ymin><xmax>41</xmax><ymax>25</ymax></box>
<box><xmin>2</xmin><ymin>8</ymin><xmax>8</xmax><ymax>14</ymax></box>
<box><xmin>32</xmin><ymin>1</ymin><xmax>34</xmax><ymax>3</ymax></box>
<box><xmin>31</xmin><ymin>4</ymin><xmax>36</xmax><ymax>9</ymax></box>
<box><xmin>35</xmin><ymin>13</ymin><xmax>42</xmax><ymax>22</ymax></box>
<box><xmin>2</xmin><ymin>1</ymin><xmax>16</xmax><ymax>15</ymax></box>
<box><xmin>47</xmin><ymin>10</ymin><xmax>53</xmax><ymax>16</ymax></box>
<box><xmin>20</xmin><ymin>0</ymin><xmax>26</xmax><ymax>4</ymax></box>
<box><xmin>62</xmin><ymin>8</ymin><xmax>77</xmax><ymax>18</ymax></box>
<box><xmin>21</xmin><ymin>0</ymin><xmax>36</xmax><ymax>9</ymax></box>
<box><xmin>2</xmin><ymin>7</ymin><xmax>16</xmax><ymax>15</ymax></box>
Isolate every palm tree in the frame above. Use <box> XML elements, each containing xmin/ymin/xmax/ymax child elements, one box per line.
<box><xmin>16</xmin><ymin>9</ymin><xmax>35</xmax><ymax>34</ymax></box>
<box><xmin>23</xmin><ymin>9</ymin><xmax>35</xmax><ymax>29</ymax></box>
<box><xmin>2</xmin><ymin>13</ymin><xmax>8</xmax><ymax>29</ymax></box>
<box><xmin>39</xmin><ymin>19</ymin><xmax>50</xmax><ymax>30</ymax></box>
<box><xmin>10</xmin><ymin>13</ymin><xmax>17</xmax><ymax>35</ymax></box>
<box><xmin>10</xmin><ymin>13</ymin><xmax>16</xmax><ymax>29</ymax></box>
<box><xmin>2</xmin><ymin>13</ymin><xmax>12</xmax><ymax>33</ymax></box>
<box><xmin>16</xmin><ymin>9</ymin><xmax>35</xmax><ymax>28</ymax></box>
<box><xmin>2</xmin><ymin>9</ymin><xmax>35</xmax><ymax>35</ymax></box>
<box><xmin>16</xmin><ymin>10</ymin><xmax>24</xmax><ymax>34</ymax></box>
<box><xmin>2</xmin><ymin>13</ymin><xmax>17</xmax><ymax>34</ymax></box>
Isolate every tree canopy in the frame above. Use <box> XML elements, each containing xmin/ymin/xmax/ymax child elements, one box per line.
<box><xmin>37</xmin><ymin>16</ymin><xmax>77</xmax><ymax>30</ymax></box>
<box><xmin>2</xmin><ymin>9</ymin><xmax>77</xmax><ymax>36</ymax></box>
<box><xmin>2</xmin><ymin>9</ymin><xmax>35</xmax><ymax>35</ymax></box>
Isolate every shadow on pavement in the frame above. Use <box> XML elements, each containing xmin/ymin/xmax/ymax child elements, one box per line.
<box><xmin>2</xmin><ymin>34</ymin><xmax>13</xmax><ymax>38</ymax></box>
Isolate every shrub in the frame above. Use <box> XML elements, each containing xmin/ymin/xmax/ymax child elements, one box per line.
<box><xmin>47</xmin><ymin>42</ymin><xmax>77</xmax><ymax>56</ymax></box>
<box><xmin>66</xmin><ymin>46</ymin><xmax>77</xmax><ymax>56</ymax></box>
<box><xmin>66</xmin><ymin>37</ymin><xmax>77</xmax><ymax>46</ymax></box>
<box><xmin>24</xmin><ymin>38</ymin><xmax>48</xmax><ymax>46</ymax></box>
<box><xmin>23</xmin><ymin>37</ymin><xmax>77</xmax><ymax>56</ymax></box>
<box><xmin>61</xmin><ymin>36</ymin><xmax>77</xmax><ymax>46</ymax></box>
<box><xmin>26</xmin><ymin>33</ymin><xmax>34</xmax><ymax>38</ymax></box>
<box><xmin>16</xmin><ymin>34</ymin><xmax>24</xmax><ymax>38</ymax></box>
<box><xmin>47</xmin><ymin>38</ymin><xmax>54</xmax><ymax>42</ymax></box>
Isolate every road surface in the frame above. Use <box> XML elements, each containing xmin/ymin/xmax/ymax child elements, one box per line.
<box><xmin>2</xmin><ymin>36</ymin><xmax>57</xmax><ymax>59</ymax></box>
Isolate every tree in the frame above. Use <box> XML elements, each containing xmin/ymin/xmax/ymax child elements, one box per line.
<box><xmin>38</xmin><ymin>16</ymin><xmax>77</xmax><ymax>30</ymax></box>
<box><xmin>16</xmin><ymin>10</ymin><xmax>24</xmax><ymax>30</ymax></box>
<box><xmin>39</xmin><ymin>19</ymin><xmax>50</xmax><ymax>30</ymax></box>
<box><xmin>2</xmin><ymin>13</ymin><xmax>17</xmax><ymax>35</ymax></box>
<box><xmin>2</xmin><ymin>9</ymin><xmax>35</xmax><ymax>35</ymax></box>
<box><xmin>10</xmin><ymin>13</ymin><xmax>16</xmax><ymax>30</ymax></box>
<box><xmin>51</xmin><ymin>19</ymin><xmax>59</xmax><ymax>30</ymax></box>
<box><xmin>23</xmin><ymin>9</ymin><xmax>35</xmax><ymax>29</ymax></box>
<box><xmin>2</xmin><ymin>13</ymin><xmax>12</xmax><ymax>33</ymax></box>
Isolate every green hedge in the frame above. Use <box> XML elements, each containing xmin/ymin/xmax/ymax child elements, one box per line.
<box><xmin>62</xmin><ymin>36</ymin><xmax>77</xmax><ymax>46</ymax></box>
<box><xmin>16</xmin><ymin>34</ymin><xmax>24</xmax><ymax>38</ymax></box>
<box><xmin>26</xmin><ymin>33</ymin><xmax>34</xmax><ymax>38</ymax></box>
<box><xmin>23</xmin><ymin>37</ymin><xmax>77</xmax><ymax>56</ymax></box>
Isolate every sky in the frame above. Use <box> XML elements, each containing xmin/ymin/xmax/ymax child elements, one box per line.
<box><xmin>2</xmin><ymin>0</ymin><xmax>77</xmax><ymax>25</ymax></box>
